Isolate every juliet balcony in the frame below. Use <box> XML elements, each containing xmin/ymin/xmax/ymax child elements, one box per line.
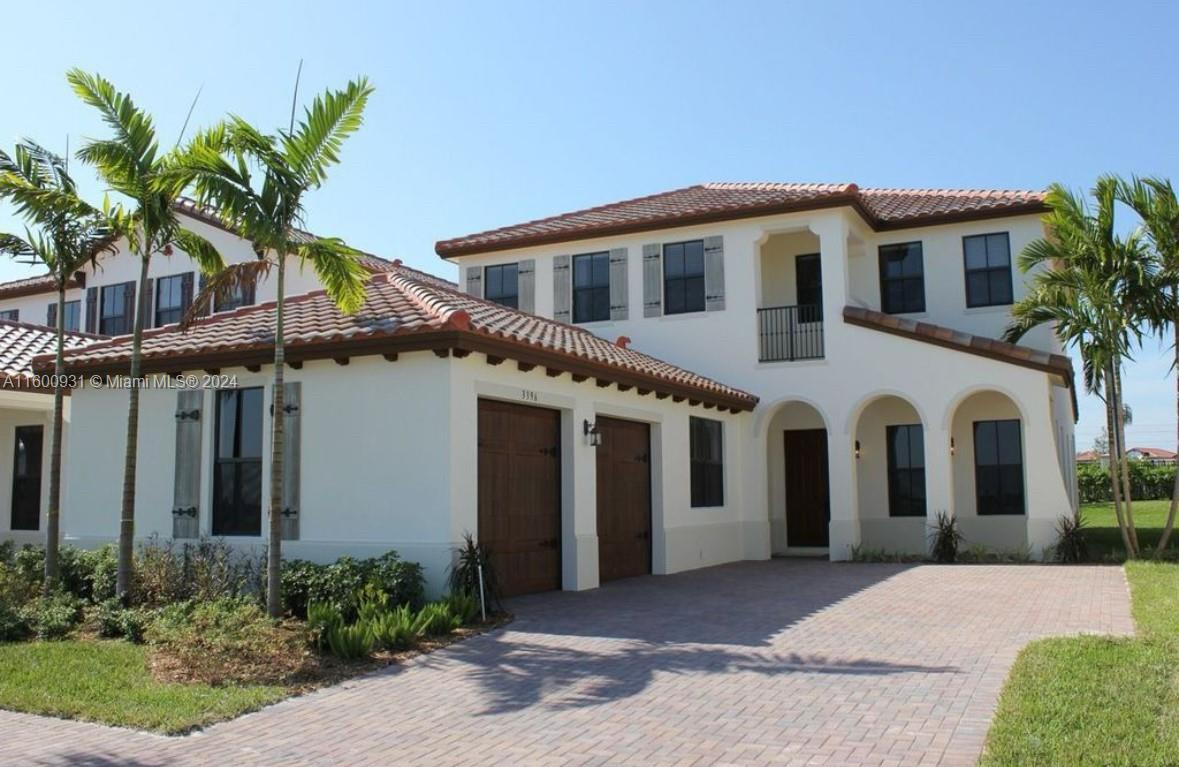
<box><xmin>757</xmin><ymin>304</ymin><xmax>824</xmax><ymax>361</ymax></box>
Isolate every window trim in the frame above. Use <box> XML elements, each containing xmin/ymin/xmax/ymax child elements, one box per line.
<box><xmin>962</xmin><ymin>232</ymin><xmax>1014</xmax><ymax>308</ymax></box>
<box><xmin>794</xmin><ymin>252</ymin><xmax>823</xmax><ymax>317</ymax></box>
<box><xmin>154</xmin><ymin>272</ymin><xmax>189</xmax><ymax>327</ymax></box>
<box><xmin>212</xmin><ymin>387</ymin><xmax>264</xmax><ymax>537</ymax></box>
<box><xmin>99</xmin><ymin>281</ymin><xmax>134</xmax><ymax>335</ymax></box>
<box><xmin>572</xmin><ymin>251</ymin><xmax>611</xmax><ymax>323</ymax></box>
<box><xmin>886</xmin><ymin>423</ymin><xmax>926</xmax><ymax>518</ymax></box>
<box><xmin>49</xmin><ymin>300</ymin><xmax>82</xmax><ymax>332</ymax></box>
<box><xmin>483</xmin><ymin>262</ymin><xmax>519</xmax><ymax>309</ymax></box>
<box><xmin>878</xmin><ymin>241</ymin><xmax>926</xmax><ymax>315</ymax></box>
<box><xmin>663</xmin><ymin>239</ymin><xmax>707</xmax><ymax>316</ymax></box>
<box><xmin>689</xmin><ymin>416</ymin><xmax>725</xmax><ymax>508</ymax></box>
<box><xmin>973</xmin><ymin>419</ymin><xmax>1025</xmax><ymax>516</ymax></box>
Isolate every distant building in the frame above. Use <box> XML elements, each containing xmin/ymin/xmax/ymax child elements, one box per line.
<box><xmin>1077</xmin><ymin>448</ymin><xmax>1177</xmax><ymax>467</ymax></box>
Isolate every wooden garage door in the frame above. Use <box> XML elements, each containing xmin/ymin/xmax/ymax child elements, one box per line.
<box><xmin>596</xmin><ymin>416</ymin><xmax>652</xmax><ymax>582</ymax></box>
<box><xmin>477</xmin><ymin>399</ymin><xmax>562</xmax><ymax>597</ymax></box>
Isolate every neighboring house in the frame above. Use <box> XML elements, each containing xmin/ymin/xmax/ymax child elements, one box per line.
<box><xmin>1076</xmin><ymin>450</ymin><xmax>1108</xmax><ymax>467</ymax></box>
<box><xmin>437</xmin><ymin>182</ymin><xmax>1078</xmax><ymax>563</ymax></box>
<box><xmin>1127</xmin><ymin>447</ymin><xmax>1177</xmax><ymax>466</ymax></box>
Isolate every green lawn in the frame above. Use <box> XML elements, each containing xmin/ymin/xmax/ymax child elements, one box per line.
<box><xmin>1080</xmin><ymin>500</ymin><xmax>1179</xmax><ymax>559</ymax></box>
<box><xmin>0</xmin><ymin>639</ymin><xmax>286</xmax><ymax>734</ymax></box>
<box><xmin>981</xmin><ymin>561</ymin><xmax>1179</xmax><ymax>766</ymax></box>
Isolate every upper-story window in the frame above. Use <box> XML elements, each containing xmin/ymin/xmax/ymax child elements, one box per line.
<box><xmin>878</xmin><ymin>242</ymin><xmax>925</xmax><ymax>314</ymax></box>
<box><xmin>484</xmin><ymin>263</ymin><xmax>518</xmax><ymax>309</ymax></box>
<box><xmin>963</xmin><ymin>233</ymin><xmax>1013</xmax><ymax>308</ymax></box>
<box><xmin>100</xmin><ymin>281</ymin><xmax>135</xmax><ymax>335</ymax></box>
<box><xmin>156</xmin><ymin>273</ymin><xmax>192</xmax><ymax>326</ymax></box>
<box><xmin>795</xmin><ymin>253</ymin><xmax>822</xmax><ymax>321</ymax></box>
<box><xmin>214</xmin><ymin>282</ymin><xmax>255</xmax><ymax>313</ymax></box>
<box><xmin>0</xmin><ymin>310</ymin><xmax>18</xmax><ymax>322</ymax></box>
<box><xmin>47</xmin><ymin>301</ymin><xmax>80</xmax><ymax>332</ymax></box>
<box><xmin>664</xmin><ymin>240</ymin><xmax>706</xmax><ymax>315</ymax></box>
<box><xmin>572</xmin><ymin>252</ymin><xmax>610</xmax><ymax>323</ymax></box>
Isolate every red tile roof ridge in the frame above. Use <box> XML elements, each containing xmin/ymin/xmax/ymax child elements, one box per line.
<box><xmin>701</xmin><ymin>181</ymin><xmax>858</xmax><ymax>193</ymax></box>
<box><xmin>0</xmin><ymin>318</ymin><xmax>106</xmax><ymax>342</ymax></box>
<box><xmin>860</xmin><ymin>186</ymin><xmax>1044</xmax><ymax>198</ymax></box>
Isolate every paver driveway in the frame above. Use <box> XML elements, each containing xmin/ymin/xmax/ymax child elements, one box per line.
<box><xmin>0</xmin><ymin>559</ymin><xmax>1131</xmax><ymax>767</ymax></box>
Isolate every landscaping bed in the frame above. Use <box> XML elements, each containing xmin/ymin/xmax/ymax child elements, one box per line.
<box><xmin>0</xmin><ymin>539</ymin><xmax>505</xmax><ymax>734</ymax></box>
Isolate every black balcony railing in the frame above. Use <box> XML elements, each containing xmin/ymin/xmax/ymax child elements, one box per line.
<box><xmin>757</xmin><ymin>304</ymin><xmax>824</xmax><ymax>361</ymax></box>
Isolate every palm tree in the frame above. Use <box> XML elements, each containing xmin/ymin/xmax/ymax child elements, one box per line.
<box><xmin>0</xmin><ymin>141</ymin><xmax>114</xmax><ymax>592</ymax></box>
<box><xmin>67</xmin><ymin>70</ymin><xmax>224</xmax><ymax>602</ymax></box>
<box><xmin>1116</xmin><ymin>176</ymin><xmax>1179</xmax><ymax>553</ymax></box>
<box><xmin>162</xmin><ymin>77</ymin><xmax>372</xmax><ymax>616</ymax></box>
<box><xmin>1004</xmin><ymin>179</ymin><xmax>1155</xmax><ymax>557</ymax></box>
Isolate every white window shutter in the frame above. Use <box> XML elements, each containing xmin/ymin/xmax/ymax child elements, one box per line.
<box><xmin>608</xmin><ymin>248</ymin><xmax>628</xmax><ymax>320</ymax></box>
<box><xmin>465</xmin><ymin>266</ymin><xmax>483</xmax><ymax>298</ymax></box>
<box><xmin>704</xmin><ymin>235</ymin><xmax>725</xmax><ymax>311</ymax></box>
<box><xmin>642</xmin><ymin>244</ymin><xmax>662</xmax><ymax>317</ymax></box>
<box><xmin>518</xmin><ymin>259</ymin><xmax>536</xmax><ymax>313</ymax></box>
<box><xmin>553</xmin><ymin>255</ymin><xmax>572</xmax><ymax>322</ymax></box>
<box><xmin>281</xmin><ymin>382</ymin><xmax>301</xmax><ymax>541</ymax></box>
<box><xmin>171</xmin><ymin>390</ymin><xmax>203</xmax><ymax>539</ymax></box>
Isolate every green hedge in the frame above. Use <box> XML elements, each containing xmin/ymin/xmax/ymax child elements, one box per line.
<box><xmin>1078</xmin><ymin>461</ymin><xmax>1175</xmax><ymax>504</ymax></box>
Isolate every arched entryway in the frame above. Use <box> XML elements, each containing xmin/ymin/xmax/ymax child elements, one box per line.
<box><xmin>764</xmin><ymin>400</ymin><xmax>830</xmax><ymax>554</ymax></box>
<box><xmin>853</xmin><ymin>394</ymin><xmax>927</xmax><ymax>555</ymax></box>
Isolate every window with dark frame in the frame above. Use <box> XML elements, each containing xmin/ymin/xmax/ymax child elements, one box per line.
<box><xmin>878</xmin><ymin>242</ymin><xmax>925</xmax><ymax>314</ymax></box>
<box><xmin>213</xmin><ymin>281</ymin><xmax>254</xmax><ymax>313</ymax></box>
<box><xmin>886</xmin><ymin>424</ymin><xmax>926</xmax><ymax>517</ymax></box>
<box><xmin>572</xmin><ymin>252</ymin><xmax>611</xmax><ymax>323</ymax></box>
<box><xmin>484</xmin><ymin>263</ymin><xmax>519</xmax><ymax>309</ymax></box>
<box><xmin>664</xmin><ymin>240</ymin><xmax>706</xmax><ymax>315</ymax></box>
<box><xmin>0</xmin><ymin>310</ymin><xmax>18</xmax><ymax>322</ymax></box>
<box><xmin>49</xmin><ymin>301</ymin><xmax>81</xmax><ymax>332</ymax></box>
<box><xmin>795</xmin><ymin>253</ymin><xmax>822</xmax><ymax>321</ymax></box>
<box><xmin>99</xmin><ymin>281</ymin><xmax>135</xmax><ymax>335</ymax></box>
<box><xmin>689</xmin><ymin>416</ymin><xmax>724</xmax><ymax>507</ymax></box>
<box><xmin>212</xmin><ymin>387</ymin><xmax>264</xmax><ymax>536</ymax></box>
<box><xmin>155</xmin><ymin>273</ymin><xmax>188</xmax><ymax>327</ymax></box>
<box><xmin>973</xmin><ymin>419</ymin><xmax>1025</xmax><ymax>515</ymax></box>
<box><xmin>963</xmin><ymin>233</ymin><xmax>1013</xmax><ymax>307</ymax></box>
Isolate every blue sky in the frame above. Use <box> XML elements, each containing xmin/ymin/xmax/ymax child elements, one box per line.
<box><xmin>1</xmin><ymin>0</ymin><xmax>1176</xmax><ymax>450</ymax></box>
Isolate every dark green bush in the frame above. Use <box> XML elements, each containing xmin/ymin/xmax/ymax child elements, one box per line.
<box><xmin>20</xmin><ymin>593</ymin><xmax>82</xmax><ymax>640</ymax></box>
<box><xmin>0</xmin><ymin>600</ymin><xmax>29</xmax><ymax>641</ymax></box>
<box><xmin>306</xmin><ymin>601</ymin><xmax>343</xmax><ymax>650</ymax></box>
<box><xmin>446</xmin><ymin>592</ymin><xmax>480</xmax><ymax>624</ymax></box>
<box><xmin>94</xmin><ymin>598</ymin><xmax>153</xmax><ymax>643</ymax></box>
<box><xmin>928</xmin><ymin>511</ymin><xmax>964</xmax><ymax>564</ymax></box>
<box><xmin>448</xmin><ymin>532</ymin><xmax>500</xmax><ymax>611</ymax></box>
<box><xmin>1054</xmin><ymin>512</ymin><xmax>1090</xmax><ymax>563</ymax></box>
<box><xmin>1078</xmin><ymin>461</ymin><xmax>1176</xmax><ymax>503</ymax></box>
<box><xmin>281</xmin><ymin>552</ymin><xmax>424</xmax><ymax>619</ymax></box>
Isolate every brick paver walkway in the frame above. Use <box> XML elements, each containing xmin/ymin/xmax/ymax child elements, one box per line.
<box><xmin>0</xmin><ymin>560</ymin><xmax>1132</xmax><ymax>767</ymax></box>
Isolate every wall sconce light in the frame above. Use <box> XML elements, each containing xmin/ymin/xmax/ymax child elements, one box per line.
<box><xmin>583</xmin><ymin>419</ymin><xmax>602</xmax><ymax>447</ymax></box>
<box><xmin>854</xmin><ymin>440</ymin><xmax>861</xmax><ymax>460</ymax></box>
<box><xmin>950</xmin><ymin>437</ymin><xmax>956</xmax><ymax>457</ymax></box>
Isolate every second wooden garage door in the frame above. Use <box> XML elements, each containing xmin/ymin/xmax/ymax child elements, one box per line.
<box><xmin>596</xmin><ymin>416</ymin><xmax>652</xmax><ymax>582</ymax></box>
<box><xmin>477</xmin><ymin>399</ymin><xmax>562</xmax><ymax>597</ymax></box>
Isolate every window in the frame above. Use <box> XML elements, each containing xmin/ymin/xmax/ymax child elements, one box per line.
<box><xmin>973</xmin><ymin>419</ymin><xmax>1024</xmax><ymax>515</ymax></box>
<box><xmin>213</xmin><ymin>387</ymin><xmax>264</xmax><ymax>536</ymax></box>
<box><xmin>48</xmin><ymin>301</ymin><xmax>80</xmax><ymax>332</ymax></box>
<box><xmin>484</xmin><ymin>263</ymin><xmax>518</xmax><ymax>309</ymax></box>
<box><xmin>886</xmin><ymin>424</ymin><xmax>926</xmax><ymax>517</ymax></box>
<box><xmin>963</xmin><ymin>233</ymin><xmax>1013</xmax><ymax>307</ymax></box>
<box><xmin>213</xmin><ymin>281</ymin><xmax>254</xmax><ymax>313</ymax></box>
<box><xmin>878</xmin><ymin>242</ymin><xmax>925</xmax><ymax>314</ymax></box>
<box><xmin>690</xmin><ymin>416</ymin><xmax>724</xmax><ymax>507</ymax></box>
<box><xmin>10</xmin><ymin>425</ymin><xmax>43</xmax><ymax>531</ymax></box>
<box><xmin>155</xmin><ymin>273</ymin><xmax>190</xmax><ymax>326</ymax></box>
<box><xmin>795</xmin><ymin>253</ymin><xmax>822</xmax><ymax>322</ymax></box>
<box><xmin>0</xmin><ymin>310</ymin><xmax>17</xmax><ymax>322</ymax></box>
<box><xmin>664</xmin><ymin>240</ymin><xmax>706</xmax><ymax>315</ymax></box>
<box><xmin>100</xmin><ymin>282</ymin><xmax>135</xmax><ymax>335</ymax></box>
<box><xmin>572</xmin><ymin>252</ymin><xmax>610</xmax><ymax>323</ymax></box>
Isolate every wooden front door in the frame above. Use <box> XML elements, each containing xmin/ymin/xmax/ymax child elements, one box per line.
<box><xmin>596</xmin><ymin>416</ymin><xmax>652</xmax><ymax>582</ymax></box>
<box><xmin>10</xmin><ymin>425</ymin><xmax>43</xmax><ymax>531</ymax></box>
<box><xmin>784</xmin><ymin>428</ymin><xmax>830</xmax><ymax>547</ymax></box>
<box><xmin>477</xmin><ymin>399</ymin><xmax>562</xmax><ymax>597</ymax></box>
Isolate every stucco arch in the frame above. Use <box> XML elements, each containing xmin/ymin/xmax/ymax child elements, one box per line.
<box><xmin>843</xmin><ymin>390</ymin><xmax>931</xmax><ymax>436</ymax></box>
<box><xmin>755</xmin><ymin>395</ymin><xmax>832</xmax><ymax>437</ymax></box>
<box><xmin>941</xmin><ymin>383</ymin><xmax>1032</xmax><ymax>432</ymax></box>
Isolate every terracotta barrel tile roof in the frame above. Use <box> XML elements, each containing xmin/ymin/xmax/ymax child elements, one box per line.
<box><xmin>0</xmin><ymin>321</ymin><xmax>105</xmax><ymax>391</ymax></box>
<box><xmin>0</xmin><ymin>274</ymin><xmax>77</xmax><ymax>300</ymax></box>
<box><xmin>436</xmin><ymin>182</ymin><xmax>1047</xmax><ymax>257</ymax></box>
<box><xmin>48</xmin><ymin>265</ymin><xmax>757</xmax><ymax>412</ymax></box>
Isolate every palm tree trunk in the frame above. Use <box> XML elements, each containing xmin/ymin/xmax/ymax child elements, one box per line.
<box><xmin>1157</xmin><ymin>314</ymin><xmax>1179</xmax><ymax>554</ymax></box>
<box><xmin>42</xmin><ymin>282</ymin><xmax>67</xmax><ymax>596</ymax></box>
<box><xmin>116</xmin><ymin>251</ymin><xmax>151</xmax><ymax>602</ymax></box>
<box><xmin>1113</xmin><ymin>365</ymin><xmax>1139</xmax><ymax>553</ymax></box>
<box><xmin>266</xmin><ymin>257</ymin><xmax>285</xmax><ymax>618</ymax></box>
<box><xmin>1106</xmin><ymin>366</ymin><xmax>1134</xmax><ymax>556</ymax></box>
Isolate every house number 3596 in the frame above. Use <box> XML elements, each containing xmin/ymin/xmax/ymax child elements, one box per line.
<box><xmin>520</xmin><ymin>389</ymin><xmax>538</xmax><ymax>402</ymax></box>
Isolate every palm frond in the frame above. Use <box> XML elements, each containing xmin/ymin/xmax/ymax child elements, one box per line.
<box><xmin>283</xmin><ymin>77</ymin><xmax>373</xmax><ymax>189</ymax></box>
<box><xmin>295</xmin><ymin>237</ymin><xmax>368</xmax><ymax>314</ymax></box>
<box><xmin>172</xmin><ymin>229</ymin><xmax>225</xmax><ymax>276</ymax></box>
<box><xmin>67</xmin><ymin>69</ymin><xmax>158</xmax><ymax>181</ymax></box>
<box><xmin>180</xmin><ymin>260</ymin><xmax>273</xmax><ymax>330</ymax></box>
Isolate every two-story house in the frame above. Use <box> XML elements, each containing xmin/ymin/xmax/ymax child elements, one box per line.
<box><xmin>435</xmin><ymin>182</ymin><xmax>1077</xmax><ymax>561</ymax></box>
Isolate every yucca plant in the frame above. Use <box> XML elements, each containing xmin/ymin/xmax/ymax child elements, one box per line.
<box><xmin>447</xmin><ymin>532</ymin><xmax>500</xmax><ymax>613</ymax></box>
<box><xmin>1053</xmin><ymin>512</ymin><xmax>1090</xmax><ymax>563</ymax></box>
<box><xmin>928</xmin><ymin>511</ymin><xmax>964</xmax><ymax>564</ymax></box>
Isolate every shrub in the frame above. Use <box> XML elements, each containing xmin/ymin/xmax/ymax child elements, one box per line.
<box><xmin>325</xmin><ymin>622</ymin><xmax>373</xmax><ymax>660</ymax></box>
<box><xmin>94</xmin><ymin>598</ymin><xmax>153</xmax><ymax>643</ymax></box>
<box><xmin>446</xmin><ymin>592</ymin><xmax>480</xmax><ymax>625</ymax></box>
<box><xmin>448</xmin><ymin>533</ymin><xmax>500</xmax><ymax>610</ymax></box>
<box><xmin>0</xmin><ymin>600</ymin><xmax>29</xmax><ymax>641</ymax></box>
<box><xmin>411</xmin><ymin>602</ymin><xmax>461</xmax><ymax>637</ymax></box>
<box><xmin>367</xmin><ymin>605</ymin><xmax>415</xmax><ymax>651</ymax></box>
<box><xmin>133</xmin><ymin>537</ymin><xmax>262</xmax><ymax>607</ymax></box>
<box><xmin>147</xmin><ymin>597</ymin><xmax>312</xmax><ymax>685</ymax></box>
<box><xmin>281</xmin><ymin>551</ymin><xmax>425</xmax><ymax>619</ymax></box>
<box><xmin>1078</xmin><ymin>461</ymin><xmax>1176</xmax><ymax>503</ymax></box>
<box><xmin>306</xmin><ymin>601</ymin><xmax>343</xmax><ymax>650</ymax></box>
<box><xmin>1054</xmin><ymin>512</ymin><xmax>1090</xmax><ymax>563</ymax></box>
<box><xmin>20</xmin><ymin>593</ymin><xmax>82</xmax><ymax>640</ymax></box>
<box><xmin>928</xmin><ymin>511</ymin><xmax>964</xmax><ymax>564</ymax></box>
